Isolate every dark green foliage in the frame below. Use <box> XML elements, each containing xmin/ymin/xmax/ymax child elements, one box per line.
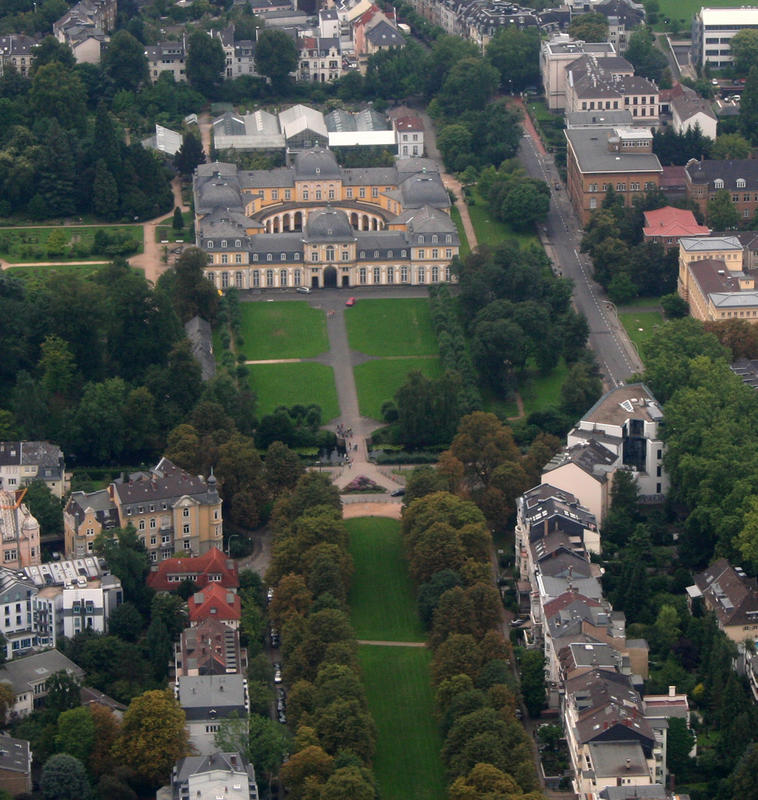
<box><xmin>174</xmin><ymin>132</ymin><xmax>206</xmax><ymax>177</ymax></box>
<box><xmin>186</xmin><ymin>31</ymin><xmax>225</xmax><ymax>96</ymax></box>
<box><xmin>107</xmin><ymin>601</ymin><xmax>143</xmax><ymax>642</ymax></box>
<box><xmin>417</xmin><ymin>569</ymin><xmax>462</xmax><ymax>628</ymax></box>
<box><xmin>625</xmin><ymin>26</ymin><xmax>668</xmax><ymax>83</ymax></box>
<box><xmin>652</xmin><ymin>126</ymin><xmax>713</xmax><ymax>166</ymax></box>
<box><xmin>517</xmin><ymin>649</ymin><xmax>545</xmax><ymax>718</ymax></box>
<box><xmin>394</xmin><ymin>370</ymin><xmax>464</xmax><ymax>448</ymax></box>
<box><xmin>254</xmin><ymin>29</ymin><xmax>298</xmax><ymax>93</ymax></box>
<box><xmin>21</xmin><ymin>480</ymin><xmax>61</xmax><ymax>537</ymax></box>
<box><xmin>485</xmin><ymin>26</ymin><xmax>540</xmax><ymax>92</ymax></box>
<box><xmin>41</xmin><ymin>753</ymin><xmax>90</xmax><ymax>800</ymax></box>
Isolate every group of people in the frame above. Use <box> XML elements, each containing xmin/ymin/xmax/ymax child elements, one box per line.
<box><xmin>337</xmin><ymin>423</ymin><xmax>358</xmax><ymax>468</ymax></box>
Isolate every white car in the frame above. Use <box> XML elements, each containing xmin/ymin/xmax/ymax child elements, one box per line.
<box><xmin>274</xmin><ymin>669</ymin><xmax>282</xmax><ymax>684</ymax></box>
<box><xmin>296</xmin><ymin>286</ymin><xmax>311</xmax><ymax>294</ymax></box>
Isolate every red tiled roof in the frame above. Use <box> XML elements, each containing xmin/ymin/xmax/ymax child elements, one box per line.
<box><xmin>147</xmin><ymin>546</ymin><xmax>238</xmax><ymax>591</ymax></box>
<box><xmin>188</xmin><ymin>583</ymin><xmax>241</xmax><ymax>623</ymax></box>
<box><xmin>660</xmin><ymin>165</ymin><xmax>687</xmax><ymax>189</ymax></box>
<box><xmin>643</xmin><ymin>206</ymin><xmax>710</xmax><ymax>239</ymax></box>
<box><xmin>542</xmin><ymin>591</ymin><xmax>601</xmax><ymax>620</ymax></box>
<box><xmin>395</xmin><ymin>115</ymin><xmax>423</xmax><ymax>132</ymax></box>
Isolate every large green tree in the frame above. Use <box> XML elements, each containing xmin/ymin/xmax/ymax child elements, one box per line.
<box><xmin>103</xmin><ymin>30</ymin><xmax>148</xmax><ymax>91</ymax></box>
<box><xmin>254</xmin><ymin>29</ymin><xmax>298</xmax><ymax>93</ymax></box>
<box><xmin>707</xmin><ymin>188</ymin><xmax>740</xmax><ymax>230</ymax></box>
<box><xmin>485</xmin><ymin>26</ymin><xmax>540</xmax><ymax>91</ymax></box>
<box><xmin>40</xmin><ymin>754</ymin><xmax>90</xmax><ymax>800</ymax></box>
<box><xmin>186</xmin><ymin>31</ymin><xmax>225</xmax><ymax>96</ymax></box>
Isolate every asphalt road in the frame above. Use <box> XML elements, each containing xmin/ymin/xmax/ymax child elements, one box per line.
<box><xmin>516</xmin><ymin>130</ymin><xmax>643</xmax><ymax>388</ymax></box>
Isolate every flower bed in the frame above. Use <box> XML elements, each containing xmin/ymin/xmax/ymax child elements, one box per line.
<box><xmin>343</xmin><ymin>475</ymin><xmax>387</xmax><ymax>494</ymax></box>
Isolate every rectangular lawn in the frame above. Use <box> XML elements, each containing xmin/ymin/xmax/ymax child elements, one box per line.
<box><xmin>359</xmin><ymin>646</ymin><xmax>446</xmax><ymax>800</ymax></box>
<box><xmin>450</xmin><ymin>205</ymin><xmax>470</xmax><ymax>258</ymax></box>
<box><xmin>238</xmin><ymin>301</ymin><xmax>329</xmax><ymax>359</ymax></box>
<box><xmin>354</xmin><ymin>357</ymin><xmax>443</xmax><ymax>420</ymax></box>
<box><xmin>7</xmin><ymin>263</ymin><xmax>106</xmax><ymax>287</ymax></box>
<box><xmin>247</xmin><ymin>362</ymin><xmax>339</xmax><ymax>421</ymax></box>
<box><xmin>345</xmin><ymin>298</ymin><xmax>438</xmax><ymax>356</ymax></box>
<box><xmin>467</xmin><ymin>188</ymin><xmax>539</xmax><ymax>248</ymax></box>
<box><xmin>0</xmin><ymin>225</ymin><xmax>142</xmax><ymax>261</ymax></box>
<box><xmin>346</xmin><ymin>517</ymin><xmax>425</xmax><ymax>641</ymax></box>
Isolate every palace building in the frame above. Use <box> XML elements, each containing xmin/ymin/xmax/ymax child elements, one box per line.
<box><xmin>193</xmin><ymin>148</ymin><xmax>460</xmax><ymax>290</ymax></box>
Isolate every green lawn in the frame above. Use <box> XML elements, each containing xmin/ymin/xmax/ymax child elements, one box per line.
<box><xmin>450</xmin><ymin>205</ymin><xmax>471</xmax><ymax>258</ymax></box>
<box><xmin>346</xmin><ymin>517</ymin><xmax>425</xmax><ymax>641</ymax></box>
<box><xmin>617</xmin><ymin>296</ymin><xmax>664</xmax><ymax>312</ymax></box>
<box><xmin>466</xmin><ymin>188</ymin><xmax>538</xmax><ymax>249</ymax></box>
<box><xmin>345</xmin><ymin>298</ymin><xmax>438</xmax><ymax>356</ymax></box>
<box><xmin>238</xmin><ymin>301</ymin><xmax>329</xmax><ymax>359</ymax></box>
<box><xmin>354</xmin><ymin>357</ymin><xmax>443</xmax><ymax>420</ymax></box>
<box><xmin>483</xmin><ymin>358</ymin><xmax>570</xmax><ymax>419</ymax></box>
<box><xmin>0</xmin><ymin>225</ymin><xmax>142</xmax><ymax>262</ymax></box>
<box><xmin>359</xmin><ymin>646</ymin><xmax>446</xmax><ymax>800</ymax></box>
<box><xmin>247</xmin><ymin>362</ymin><xmax>339</xmax><ymax>420</ymax></box>
<box><xmin>619</xmin><ymin>310</ymin><xmax>664</xmax><ymax>359</ymax></box>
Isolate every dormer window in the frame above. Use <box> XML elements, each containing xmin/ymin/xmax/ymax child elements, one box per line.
<box><xmin>714</xmin><ymin>178</ymin><xmax>724</xmax><ymax>189</ymax></box>
<box><xmin>737</xmin><ymin>178</ymin><xmax>746</xmax><ymax>188</ymax></box>
<box><xmin>221</xmin><ymin>240</ymin><xmax>227</xmax><ymax>247</ymax></box>
<box><xmin>235</xmin><ymin>239</ymin><xmax>241</xmax><ymax>247</ymax></box>
<box><xmin>208</xmin><ymin>241</ymin><xmax>214</xmax><ymax>248</ymax></box>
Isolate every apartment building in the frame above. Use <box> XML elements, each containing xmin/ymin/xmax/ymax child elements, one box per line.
<box><xmin>0</xmin><ymin>34</ymin><xmax>37</xmax><ymax>77</ymax></box>
<box><xmin>685</xmin><ymin>157</ymin><xmax>758</xmax><ymax>222</ymax></box>
<box><xmin>165</xmin><ymin>752</ymin><xmax>259</xmax><ymax>800</ymax></box>
<box><xmin>175</xmin><ymin>618</ymin><xmax>248</xmax><ymax>677</ymax></box>
<box><xmin>64</xmin><ymin>458</ymin><xmax>223</xmax><ymax>562</ymax></box>
<box><xmin>0</xmin><ymin>441</ymin><xmax>69</xmax><ymax>499</ymax></box>
<box><xmin>145</xmin><ymin>40</ymin><xmax>187</xmax><ymax>82</ymax></box>
<box><xmin>147</xmin><ymin>547</ymin><xmax>238</xmax><ymax>592</ymax></box>
<box><xmin>0</xmin><ymin>649</ymin><xmax>84</xmax><ymax>718</ymax></box>
<box><xmin>541</xmin><ymin>35</ymin><xmax>617</xmax><ymax>110</ymax></box>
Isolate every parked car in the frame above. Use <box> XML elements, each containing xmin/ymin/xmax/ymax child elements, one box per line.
<box><xmin>390</xmin><ymin>488</ymin><xmax>405</xmax><ymax>497</ymax></box>
<box><xmin>266</xmin><ymin>587</ymin><xmax>274</xmax><ymax>604</ymax></box>
<box><xmin>278</xmin><ymin>710</ymin><xmax>287</xmax><ymax>724</ymax></box>
<box><xmin>273</xmin><ymin>662</ymin><xmax>282</xmax><ymax>683</ymax></box>
<box><xmin>345</xmin><ymin>296</ymin><xmax>356</xmax><ymax>306</ymax></box>
<box><xmin>277</xmin><ymin>687</ymin><xmax>287</xmax><ymax>700</ymax></box>
<box><xmin>296</xmin><ymin>286</ymin><xmax>311</xmax><ymax>293</ymax></box>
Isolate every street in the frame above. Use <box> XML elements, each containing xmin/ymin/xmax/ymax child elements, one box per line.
<box><xmin>516</xmin><ymin>125</ymin><xmax>644</xmax><ymax>388</ymax></box>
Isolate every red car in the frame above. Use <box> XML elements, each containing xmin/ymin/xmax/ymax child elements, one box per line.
<box><xmin>345</xmin><ymin>297</ymin><xmax>356</xmax><ymax>306</ymax></box>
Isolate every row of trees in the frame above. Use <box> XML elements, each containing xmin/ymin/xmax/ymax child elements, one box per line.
<box><xmin>400</xmin><ymin>489</ymin><xmax>543</xmax><ymax>798</ymax></box>
<box><xmin>259</xmin><ymin>472</ymin><xmax>380</xmax><ymax>799</ymax></box>
<box><xmin>477</xmin><ymin>161</ymin><xmax>550</xmax><ymax>232</ymax></box>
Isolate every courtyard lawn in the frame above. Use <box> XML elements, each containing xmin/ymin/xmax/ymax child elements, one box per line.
<box><xmin>247</xmin><ymin>362</ymin><xmax>339</xmax><ymax>420</ymax></box>
<box><xmin>155</xmin><ymin>211</ymin><xmax>194</xmax><ymax>242</ymax></box>
<box><xmin>618</xmin><ymin>310</ymin><xmax>664</xmax><ymax>360</ymax></box>
<box><xmin>346</xmin><ymin>517</ymin><xmax>425</xmax><ymax>642</ymax></box>
<box><xmin>359</xmin><ymin>646</ymin><xmax>446</xmax><ymax>800</ymax></box>
<box><xmin>467</xmin><ymin>188</ymin><xmax>539</xmax><ymax>249</ymax></box>
<box><xmin>354</xmin><ymin>357</ymin><xmax>443</xmax><ymax>420</ymax></box>
<box><xmin>238</xmin><ymin>301</ymin><xmax>329</xmax><ymax>359</ymax></box>
<box><xmin>345</xmin><ymin>298</ymin><xmax>438</xmax><ymax>356</ymax></box>
<box><xmin>0</xmin><ymin>225</ymin><xmax>142</xmax><ymax>262</ymax></box>
<box><xmin>450</xmin><ymin>205</ymin><xmax>471</xmax><ymax>258</ymax></box>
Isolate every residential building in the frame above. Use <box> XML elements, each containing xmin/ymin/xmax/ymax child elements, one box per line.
<box><xmin>175</xmin><ymin>675</ymin><xmax>250</xmax><ymax>755</ymax></box>
<box><xmin>642</xmin><ymin>206</ymin><xmax>709</xmax><ymax>246</ymax></box>
<box><xmin>0</xmin><ymin>441</ymin><xmax>69</xmax><ymax>498</ymax></box>
<box><xmin>165</xmin><ymin>752</ymin><xmax>258</xmax><ymax>800</ymax></box>
<box><xmin>0</xmin><ymin>490</ymin><xmax>40</xmax><ymax>570</ymax></box>
<box><xmin>670</xmin><ymin>89</ymin><xmax>717</xmax><ymax>140</ymax></box>
<box><xmin>540</xmin><ymin>35</ymin><xmax>617</xmax><ymax>110</ymax></box>
<box><xmin>0</xmin><ymin>649</ymin><xmax>84</xmax><ymax>719</ymax></box>
<box><xmin>594</xmin><ymin>0</ymin><xmax>645</xmax><ymax>52</ymax></box>
<box><xmin>563</xmin><ymin>668</ymin><xmax>660</xmax><ymax>796</ymax></box>
<box><xmin>147</xmin><ymin>547</ymin><xmax>238</xmax><ymax>592</ymax></box>
<box><xmin>63</xmin><ymin>488</ymin><xmax>119</xmax><ymax>558</ymax></box>
<box><xmin>684</xmin><ymin>157</ymin><xmax>758</xmax><ymax>222</ymax></box>
<box><xmin>0</xmin><ymin>569</ymin><xmax>55</xmax><ymax>660</ymax></box>
<box><xmin>688</xmin><ymin>558</ymin><xmax>758</xmax><ymax>643</ymax></box>
<box><xmin>145</xmin><ymin>40</ymin><xmax>187</xmax><ymax>83</ymax></box>
<box><xmin>565</xmin><ymin>55</ymin><xmax>658</xmax><ymax>122</ymax></box>
<box><xmin>458</xmin><ymin>2</ymin><xmax>538</xmax><ymax>50</ymax></box>
<box><xmin>53</xmin><ymin>0</ymin><xmax>116</xmax><ymax>63</ymax></box>
<box><xmin>0</xmin><ymin>34</ymin><xmax>38</xmax><ymax>77</ymax></box>
<box><xmin>193</xmin><ymin>149</ymin><xmax>459</xmax><ymax>291</ymax></box>
<box><xmin>188</xmin><ymin>584</ymin><xmax>242</xmax><ymax>628</ymax></box>
<box><xmin>65</xmin><ymin>457</ymin><xmax>223</xmax><ymax>562</ymax></box>
<box><xmin>692</xmin><ymin>6</ymin><xmax>758</xmax><ymax>70</ymax></box>
<box><xmin>565</xmin><ymin>127</ymin><xmax>663</xmax><ymax>225</ymax></box>
<box><xmin>567</xmin><ymin>383</ymin><xmax>669</xmax><ymax>499</ymax></box>
<box><xmin>175</xmin><ymin>618</ymin><xmax>248</xmax><ymax>677</ymax></box>
<box><xmin>298</xmin><ymin>35</ymin><xmax>342</xmax><ymax>82</ymax></box>
<box><xmin>731</xmin><ymin>357</ymin><xmax>758</xmax><ymax>391</ymax></box>
<box><xmin>352</xmin><ymin>3</ymin><xmax>404</xmax><ymax>69</ymax></box>
<box><xmin>394</xmin><ymin>115</ymin><xmax>424</xmax><ymax>158</ymax></box>
<box><xmin>542</xmin><ymin>440</ymin><xmax>618</xmax><ymax>524</ymax></box>
<box><xmin>0</xmin><ymin>735</ymin><xmax>32</xmax><ymax>796</ymax></box>
<box><xmin>677</xmin><ymin>235</ymin><xmax>758</xmax><ymax>322</ymax></box>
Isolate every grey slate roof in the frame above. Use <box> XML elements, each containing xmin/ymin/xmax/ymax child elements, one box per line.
<box><xmin>0</xmin><ymin>650</ymin><xmax>84</xmax><ymax>694</ymax></box>
<box><xmin>565</xmin><ymin>128</ymin><xmax>662</xmax><ymax>174</ymax></box>
<box><xmin>113</xmin><ymin>458</ymin><xmax>218</xmax><ymax>508</ymax></box>
<box><xmin>0</xmin><ymin>735</ymin><xmax>30</xmax><ymax>776</ymax></box>
<box><xmin>176</xmin><ymin>674</ymin><xmax>247</xmax><ymax>719</ymax></box>
<box><xmin>366</xmin><ymin>19</ymin><xmax>404</xmax><ymax>46</ymax></box>
<box><xmin>305</xmin><ymin>207</ymin><xmax>356</xmax><ymax>242</ymax></box>
<box><xmin>686</xmin><ymin>158</ymin><xmax>758</xmax><ymax>189</ymax></box>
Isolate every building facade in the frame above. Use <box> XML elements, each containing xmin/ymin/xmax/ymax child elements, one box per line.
<box><xmin>541</xmin><ymin>35</ymin><xmax>617</xmax><ymax>110</ymax></box>
<box><xmin>0</xmin><ymin>491</ymin><xmax>40</xmax><ymax>570</ymax></box>
<box><xmin>194</xmin><ymin>149</ymin><xmax>460</xmax><ymax>290</ymax></box>
<box><xmin>565</xmin><ymin>126</ymin><xmax>663</xmax><ymax>225</ymax></box>
<box><xmin>64</xmin><ymin>458</ymin><xmax>222</xmax><ymax>561</ymax></box>
<box><xmin>692</xmin><ymin>6</ymin><xmax>758</xmax><ymax>69</ymax></box>
<box><xmin>0</xmin><ymin>441</ymin><xmax>68</xmax><ymax>499</ymax></box>
<box><xmin>685</xmin><ymin>157</ymin><xmax>758</xmax><ymax>223</ymax></box>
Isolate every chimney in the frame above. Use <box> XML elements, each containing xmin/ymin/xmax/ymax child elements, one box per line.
<box><xmin>625</xmin><ymin>758</ymin><xmax>631</xmax><ymax>770</ymax></box>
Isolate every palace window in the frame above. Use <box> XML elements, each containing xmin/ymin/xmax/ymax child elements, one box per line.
<box><xmin>280</xmin><ymin>269</ymin><xmax>287</xmax><ymax>286</ymax></box>
<box><xmin>253</xmin><ymin>270</ymin><xmax>260</xmax><ymax>287</ymax></box>
<box><xmin>418</xmin><ymin>267</ymin><xmax>425</xmax><ymax>284</ymax></box>
<box><xmin>373</xmin><ymin>267</ymin><xmax>380</xmax><ymax>283</ymax></box>
<box><xmin>326</xmin><ymin>246</ymin><xmax>335</xmax><ymax>261</ymax></box>
<box><xmin>221</xmin><ymin>254</ymin><xmax>228</xmax><ymax>264</ymax></box>
<box><xmin>432</xmin><ymin>266</ymin><xmax>439</xmax><ymax>282</ymax></box>
<box><xmin>221</xmin><ymin>272</ymin><xmax>229</xmax><ymax>288</ymax></box>
<box><xmin>401</xmin><ymin>265</ymin><xmax>409</xmax><ymax>282</ymax></box>
<box><xmin>266</xmin><ymin>269</ymin><xmax>274</xmax><ymax>287</ymax></box>
<box><xmin>359</xmin><ymin>267</ymin><xmax>367</xmax><ymax>284</ymax></box>
<box><xmin>294</xmin><ymin>269</ymin><xmax>301</xmax><ymax>285</ymax></box>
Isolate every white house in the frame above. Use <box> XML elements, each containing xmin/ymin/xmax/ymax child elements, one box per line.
<box><xmin>670</xmin><ymin>92</ymin><xmax>717</xmax><ymax>140</ymax></box>
<box><xmin>394</xmin><ymin>115</ymin><xmax>424</xmax><ymax>158</ymax></box>
<box><xmin>0</xmin><ymin>649</ymin><xmax>84</xmax><ymax>718</ymax></box>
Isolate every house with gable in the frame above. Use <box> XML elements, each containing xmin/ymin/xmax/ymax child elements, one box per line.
<box><xmin>147</xmin><ymin>547</ymin><xmax>238</xmax><ymax>592</ymax></box>
<box><xmin>188</xmin><ymin>583</ymin><xmax>242</xmax><ymax>629</ymax></box>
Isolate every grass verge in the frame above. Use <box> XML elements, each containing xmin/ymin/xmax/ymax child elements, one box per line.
<box><xmin>345</xmin><ymin>298</ymin><xmax>438</xmax><ymax>356</ymax></box>
<box><xmin>466</xmin><ymin>188</ymin><xmax>538</xmax><ymax>249</ymax></box>
<box><xmin>618</xmin><ymin>310</ymin><xmax>664</xmax><ymax>359</ymax></box>
<box><xmin>359</xmin><ymin>646</ymin><xmax>446</xmax><ymax>800</ymax></box>
<box><xmin>238</xmin><ymin>301</ymin><xmax>328</xmax><ymax>359</ymax></box>
<box><xmin>354</xmin><ymin>357</ymin><xmax>443</xmax><ymax>420</ymax></box>
<box><xmin>483</xmin><ymin>358</ymin><xmax>569</xmax><ymax>419</ymax></box>
<box><xmin>346</xmin><ymin>517</ymin><xmax>425</xmax><ymax>641</ymax></box>
<box><xmin>450</xmin><ymin>205</ymin><xmax>471</xmax><ymax>258</ymax></box>
<box><xmin>247</xmin><ymin>362</ymin><xmax>339</xmax><ymax>420</ymax></box>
